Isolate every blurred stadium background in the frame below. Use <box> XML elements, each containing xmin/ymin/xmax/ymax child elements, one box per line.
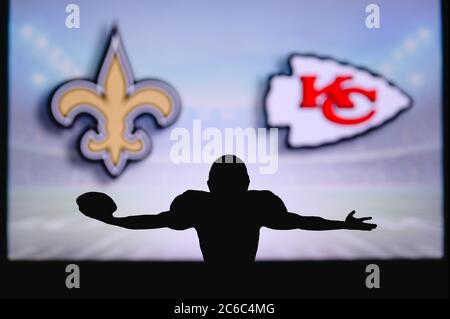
<box><xmin>7</xmin><ymin>0</ymin><xmax>443</xmax><ymax>260</ymax></box>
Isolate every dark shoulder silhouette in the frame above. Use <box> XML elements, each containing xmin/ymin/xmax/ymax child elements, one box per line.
<box><xmin>77</xmin><ymin>154</ymin><xmax>377</xmax><ymax>263</ymax></box>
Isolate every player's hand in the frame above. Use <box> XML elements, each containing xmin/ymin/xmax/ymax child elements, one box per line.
<box><xmin>76</xmin><ymin>192</ymin><xmax>117</xmax><ymax>222</ymax></box>
<box><xmin>345</xmin><ymin>210</ymin><xmax>377</xmax><ymax>231</ymax></box>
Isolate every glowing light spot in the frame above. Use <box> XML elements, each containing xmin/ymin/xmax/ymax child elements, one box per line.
<box><xmin>32</xmin><ymin>73</ymin><xmax>46</xmax><ymax>86</ymax></box>
<box><xmin>418</xmin><ymin>28</ymin><xmax>431</xmax><ymax>41</ymax></box>
<box><xmin>49</xmin><ymin>47</ymin><xmax>63</xmax><ymax>61</ymax></box>
<box><xmin>21</xmin><ymin>25</ymin><xmax>33</xmax><ymax>38</ymax></box>
<box><xmin>409</xmin><ymin>73</ymin><xmax>424</xmax><ymax>87</ymax></box>
<box><xmin>404</xmin><ymin>38</ymin><xmax>417</xmax><ymax>52</ymax></box>
<box><xmin>35</xmin><ymin>35</ymin><xmax>48</xmax><ymax>49</ymax></box>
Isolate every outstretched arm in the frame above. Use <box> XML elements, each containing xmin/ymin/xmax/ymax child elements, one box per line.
<box><xmin>101</xmin><ymin>211</ymin><xmax>181</xmax><ymax>230</ymax></box>
<box><xmin>76</xmin><ymin>192</ymin><xmax>191</xmax><ymax>230</ymax></box>
<box><xmin>265</xmin><ymin>210</ymin><xmax>377</xmax><ymax>231</ymax></box>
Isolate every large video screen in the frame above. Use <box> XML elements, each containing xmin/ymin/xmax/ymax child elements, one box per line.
<box><xmin>8</xmin><ymin>0</ymin><xmax>443</xmax><ymax>261</ymax></box>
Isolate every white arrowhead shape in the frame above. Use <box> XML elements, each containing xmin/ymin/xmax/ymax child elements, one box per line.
<box><xmin>265</xmin><ymin>54</ymin><xmax>413</xmax><ymax>148</ymax></box>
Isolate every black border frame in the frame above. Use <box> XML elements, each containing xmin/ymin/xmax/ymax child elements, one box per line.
<box><xmin>0</xmin><ymin>0</ymin><xmax>448</xmax><ymax>300</ymax></box>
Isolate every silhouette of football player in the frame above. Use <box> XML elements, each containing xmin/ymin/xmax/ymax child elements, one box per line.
<box><xmin>77</xmin><ymin>155</ymin><xmax>376</xmax><ymax>263</ymax></box>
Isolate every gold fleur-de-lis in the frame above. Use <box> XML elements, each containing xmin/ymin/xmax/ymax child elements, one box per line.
<box><xmin>51</xmin><ymin>28</ymin><xmax>181</xmax><ymax>176</ymax></box>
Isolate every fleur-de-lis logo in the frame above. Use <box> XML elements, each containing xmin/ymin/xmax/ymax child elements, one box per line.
<box><xmin>51</xmin><ymin>28</ymin><xmax>181</xmax><ymax>176</ymax></box>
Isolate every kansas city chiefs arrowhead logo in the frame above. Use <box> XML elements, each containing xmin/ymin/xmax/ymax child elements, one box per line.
<box><xmin>264</xmin><ymin>54</ymin><xmax>413</xmax><ymax>148</ymax></box>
